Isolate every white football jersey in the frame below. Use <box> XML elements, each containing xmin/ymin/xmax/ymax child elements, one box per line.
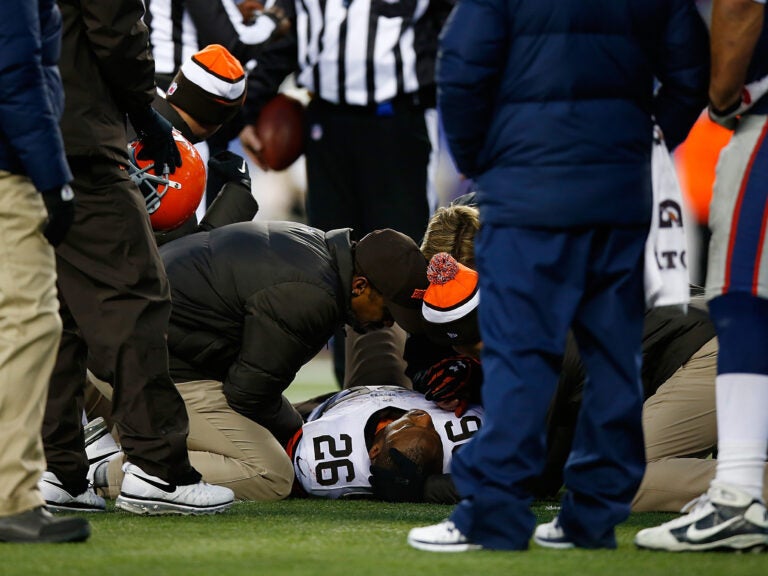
<box><xmin>293</xmin><ymin>385</ymin><xmax>483</xmax><ymax>499</ymax></box>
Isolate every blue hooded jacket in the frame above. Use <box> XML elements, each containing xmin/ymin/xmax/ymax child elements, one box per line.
<box><xmin>0</xmin><ymin>0</ymin><xmax>71</xmax><ymax>192</ymax></box>
<box><xmin>437</xmin><ymin>0</ymin><xmax>709</xmax><ymax>228</ymax></box>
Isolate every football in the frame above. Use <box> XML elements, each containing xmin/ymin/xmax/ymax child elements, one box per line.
<box><xmin>253</xmin><ymin>93</ymin><xmax>306</xmax><ymax>171</ymax></box>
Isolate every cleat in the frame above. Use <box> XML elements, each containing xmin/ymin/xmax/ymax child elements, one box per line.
<box><xmin>534</xmin><ymin>517</ymin><xmax>575</xmax><ymax>549</ymax></box>
<box><xmin>635</xmin><ymin>481</ymin><xmax>768</xmax><ymax>552</ymax></box>
<box><xmin>115</xmin><ymin>463</ymin><xmax>234</xmax><ymax>515</ymax></box>
<box><xmin>407</xmin><ymin>520</ymin><xmax>482</xmax><ymax>552</ymax></box>
<box><xmin>39</xmin><ymin>471</ymin><xmax>106</xmax><ymax>513</ymax></box>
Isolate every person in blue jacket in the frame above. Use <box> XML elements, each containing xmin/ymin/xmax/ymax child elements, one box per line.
<box><xmin>408</xmin><ymin>0</ymin><xmax>710</xmax><ymax>551</ymax></box>
<box><xmin>0</xmin><ymin>0</ymin><xmax>89</xmax><ymax>542</ymax></box>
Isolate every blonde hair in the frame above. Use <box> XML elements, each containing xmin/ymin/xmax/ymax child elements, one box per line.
<box><xmin>421</xmin><ymin>205</ymin><xmax>480</xmax><ymax>268</ymax></box>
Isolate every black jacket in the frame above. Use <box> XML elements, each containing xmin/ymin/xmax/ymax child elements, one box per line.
<box><xmin>160</xmin><ymin>221</ymin><xmax>354</xmax><ymax>443</ymax></box>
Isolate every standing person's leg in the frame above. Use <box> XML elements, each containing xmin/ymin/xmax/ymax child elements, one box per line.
<box><xmin>0</xmin><ymin>172</ymin><xmax>89</xmax><ymax>542</ymax></box>
<box><xmin>446</xmin><ymin>225</ymin><xmax>580</xmax><ymax>550</ymax></box>
<box><xmin>49</xmin><ymin>159</ymin><xmax>197</xmax><ymax>485</ymax></box>
<box><xmin>0</xmin><ymin>173</ymin><xmax>62</xmax><ymax>515</ymax></box>
<box><xmin>556</xmin><ymin>226</ymin><xmax>647</xmax><ymax>548</ymax></box>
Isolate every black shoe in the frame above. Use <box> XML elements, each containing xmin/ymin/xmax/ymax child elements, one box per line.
<box><xmin>0</xmin><ymin>506</ymin><xmax>90</xmax><ymax>543</ymax></box>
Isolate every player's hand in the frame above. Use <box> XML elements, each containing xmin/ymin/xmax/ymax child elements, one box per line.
<box><xmin>423</xmin><ymin>355</ymin><xmax>482</xmax><ymax>416</ymax></box>
<box><xmin>237</xmin><ymin>0</ymin><xmax>263</xmax><ymax>23</ymax></box>
<box><xmin>129</xmin><ymin>107</ymin><xmax>182</xmax><ymax>175</ymax></box>
<box><xmin>239</xmin><ymin>124</ymin><xmax>269</xmax><ymax>170</ymax></box>
<box><xmin>40</xmin><ymin>183</ymin><xmax>76</xmax><ymax>246</ymax></box>
<box><xmin>208</xmin><ymin>151</ymin><xmax>252</xmax><ymax>190</ymax></box>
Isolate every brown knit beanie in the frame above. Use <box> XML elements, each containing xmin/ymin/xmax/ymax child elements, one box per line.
<box><xmin>166</xmin><ymin>44</ymin><xmax>246</xmax><ymax>126</ymax></box>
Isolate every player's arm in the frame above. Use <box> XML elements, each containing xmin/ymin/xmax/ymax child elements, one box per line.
<box><xmin>709</xmin><ymin>0</ymin><xmax>765</xmax><ymax>110</ymax></box>
<box><xmin>223</xmin><ymin>284</ymin><xmax>337</xmax><ymax>444</ymax></box>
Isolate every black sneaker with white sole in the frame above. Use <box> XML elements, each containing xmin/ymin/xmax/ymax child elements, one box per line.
<box><xmin>635</xmin><ymin>481</ymin><xmax>768</xmax><ymax>552</ymax></box>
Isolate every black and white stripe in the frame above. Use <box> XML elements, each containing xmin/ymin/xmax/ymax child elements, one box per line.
<box><xmin>293</xmin><ymin>0</ymin><xmax>440</xmax><ymax>105</ymax></box>
<box><xmin>145</xmin><ymin>0</ymin><xmax>197</xmax><ymax>75</ymax></box>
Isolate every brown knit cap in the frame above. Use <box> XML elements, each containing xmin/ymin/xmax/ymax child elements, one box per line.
<box><xmin>166</xmin><ymin>44</ymin><xmax>246</xmax><ymax>126</ymax></box>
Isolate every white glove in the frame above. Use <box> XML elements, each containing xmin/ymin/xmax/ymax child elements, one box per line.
<box><xmin>708</xmin><ymin>74</ymin><xmax>768</xmax><ymax>130</ymax></box>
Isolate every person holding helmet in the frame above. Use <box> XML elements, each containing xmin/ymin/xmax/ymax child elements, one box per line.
<box><xmin>39</xmin><ymin>0</ymin><xmax>234</xmax><ymax>516</ymax></box>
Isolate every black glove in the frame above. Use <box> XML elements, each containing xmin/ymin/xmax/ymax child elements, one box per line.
<box><xmin>208</xmin><ymin>150</ymin><xmax>252</xmax><ymax>190</ymax></box>
<box><xmin>129</xmin><ymin>107</ymin><xmax>182</xmax><ymax>175</ymax></box>
<box><xmin>423</xmin><ymin>355</ymin><xmax>482</xmax><ymax>416</ymax></box>
<box><xmin>369</xmin><ymin>448</ymin><xmax>425</xmax><ymax>503</ymax></box>
<box><xmin>40</xmin><ymin>184</ymin><xmax>75</xmax><ymax>246</ymax></box>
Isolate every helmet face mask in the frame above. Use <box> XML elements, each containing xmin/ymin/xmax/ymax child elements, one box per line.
<box><xmin>127</xmin><ymin>130</ymin><xmax>206</xmax><ymax>231</ymax></box>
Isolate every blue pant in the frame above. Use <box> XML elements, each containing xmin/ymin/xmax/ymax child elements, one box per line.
<box><xmin>450</xmin><ymin>223</ymin><xmax>647</xmax><ymax>549</ymax></box>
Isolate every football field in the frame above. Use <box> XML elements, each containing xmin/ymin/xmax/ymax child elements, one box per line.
<box><xmin>5</xmin><ymin>353</ymin><xmax>765</xmax><ymax>575</ymax></box>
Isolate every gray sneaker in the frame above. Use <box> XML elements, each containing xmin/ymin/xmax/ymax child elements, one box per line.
<box><xmin>39</xmin><ymin>471</ymin><xmax>106</xmax><ymax>513</ymax></box>
<box><xmin>115</xmin><ymin>463</ymin><xmax>234</xmax><ymax>515</ymax></box>
<box><xmin>635</xmin><ymin>481</ymin><xmax>768</xmax><ymax>552</ymax></box>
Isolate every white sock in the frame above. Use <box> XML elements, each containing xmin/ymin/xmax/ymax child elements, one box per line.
<box><xmin>714</xmin><ymin>373</ymin><xmax>768</xmax><ymax>501</ymax></box>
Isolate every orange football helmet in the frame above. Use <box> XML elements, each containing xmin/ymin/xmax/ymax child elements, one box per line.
<box><xmin>127</xmin><ymin>130</ymin><xmax>206</xmax><ymax>231</ymax></box>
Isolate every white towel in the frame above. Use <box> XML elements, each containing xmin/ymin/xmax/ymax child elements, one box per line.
<box><xmin>644</xmin><ymin>126</ymin><xmax>690</xmax><ymax>311</ymax></box>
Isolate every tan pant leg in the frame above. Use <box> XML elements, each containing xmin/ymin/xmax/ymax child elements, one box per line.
<box><xmin>102</xmin><ymin>379</ymin><xmax>295</xmax><ymax>501</ymax></box>
<box><xmin>84</xmin><ymin>370</ymin><xmax>114</xmax><ymax>428</ymax></box>
<box><xmin>633</xmin><ymin>337</ymin><xmax>718</xmax><ymax>511</ymax></box>
<box><xmin>343</xmin><ymin>324</ymin><xmax>410</xmax><ymax>389</ymax></box>
<box><xmin>179</xmin><ymin>380</ymin><xmax>293</xmax><ymax>500</ymax></box>
<box><xmin>0</xmin><ymin>172</ymin><xmax>61</xmax><ymax>516</ymax></box>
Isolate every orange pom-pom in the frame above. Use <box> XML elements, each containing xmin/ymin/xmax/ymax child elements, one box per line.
<box><xmin>427</xmin><ymin>252</ymin><xmax>459</xmax><ymax>285</ymax></box>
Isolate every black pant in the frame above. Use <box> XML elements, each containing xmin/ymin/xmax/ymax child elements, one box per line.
<box><xmin>43</xmin><ymin>158</ymin><xmax>200</xmax><ymax>493</ymax></box>
<box><xmin>304</xmin><ymin>99</ymin><xmax>431</xmax><ymax>242</ymax></box>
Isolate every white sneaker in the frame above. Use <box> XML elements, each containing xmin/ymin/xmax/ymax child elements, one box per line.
<box><xmin>407</xmin><ymin>520</ymin><xmax>482</xmax><ymax>552</ymax></box>
<box><xmin>39</xmin><ymin>471</ymin><xmax>106</xmax><ymax>513</ymax></box>
<box><xmin>115</xmin><ymin>463</ymin><xmax>234</xmax><ymax>515</ymax></box>
<box><xmin>635</xmin><ymin>481</ymin><xmax>768</xmax><ymax>552</ymax></box>
<box><xmin>84</xmin><ymin>417</ymin><xmax>121</xmax><ymax>484</ymax></box>
<box><xmin>534</xmin><ymin>517</ymin><xmax>575</xmax><ymax>549</ymax></box>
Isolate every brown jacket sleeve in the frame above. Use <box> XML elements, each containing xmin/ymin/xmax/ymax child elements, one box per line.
<box><xmin>78</xmin><ymin>0</ymin><xmax>155</xmax><ymax>116</ymax></box>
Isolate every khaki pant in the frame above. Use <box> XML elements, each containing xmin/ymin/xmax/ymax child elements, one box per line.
<box><xmin>0</xmin><ymin>172</ymin><xmax>61</xmax><ymax>517</ymax></box>
<box><xmin>633</xmin><ymin>337</ymin><xmax>768</xmax><ymax>511</ymax></box>
<box><xmin>87</xmin><ymin>375</ymin><xmax>293</xmax><ymax>501</ymax></box>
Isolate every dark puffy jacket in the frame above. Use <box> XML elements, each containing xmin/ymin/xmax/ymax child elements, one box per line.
<box><xmin>0</xmin><ymin>0</ymin><xmax>71</xmax><ymax>191</ymax></box>
<box><xmin>437</xmin><ymin>0</ymin><xmax>709</xmax><ymax>228</ymax></box>
<box><xmin>160</xmin><ymin>221</ymin><xmax>354</xmax><ymax>443</ymax></box>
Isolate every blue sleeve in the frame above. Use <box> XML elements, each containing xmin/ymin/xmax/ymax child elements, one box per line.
<box><xmin>0</xmin><ymin>0</ymin><xmax>70</xmax><ymax>191</ymax></box>
<box><xmin>652</xmin><ymin>0</ymin><xmax>710</xmax><ymax>150</ymax></box>
<box><xmin>436</xmin><ymin>0</ymin><xmax>507</xmax><ymax>177</ymax></box>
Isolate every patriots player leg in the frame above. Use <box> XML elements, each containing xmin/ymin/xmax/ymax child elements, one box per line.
<box><xmin>534</xmin><ymin>517</ymin><xmax>576</xmax><ymax>549</ymax></box>
<box><xmin>115</xmin><ymin>463</ymin><xmax>234</xmax><ymax>515</ymax></box>
<box><xmin>634</xmin><ymin>481</ymin><xmax>768</xmax><ymax>552</ymax></box>
<box><xmin>407</xmin><ymin>520</ymin><xmax>483</xmax><ymax>552</ymax></box>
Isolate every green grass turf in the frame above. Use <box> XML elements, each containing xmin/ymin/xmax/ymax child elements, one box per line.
<box><xmin>6</xmin><ymin>354</ymin><xmax>764</xmax><ymax>574</ymax></box>
<box><xmin>2</xmin><ymin>501</ymin><xmax>766</xmax><ymax>576</ymax></box>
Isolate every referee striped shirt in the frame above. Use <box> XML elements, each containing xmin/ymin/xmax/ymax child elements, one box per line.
<box><xmin>291</xmin><ymin>0</ymin><xmax>452</xmax><ymax>106</ymax></box>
